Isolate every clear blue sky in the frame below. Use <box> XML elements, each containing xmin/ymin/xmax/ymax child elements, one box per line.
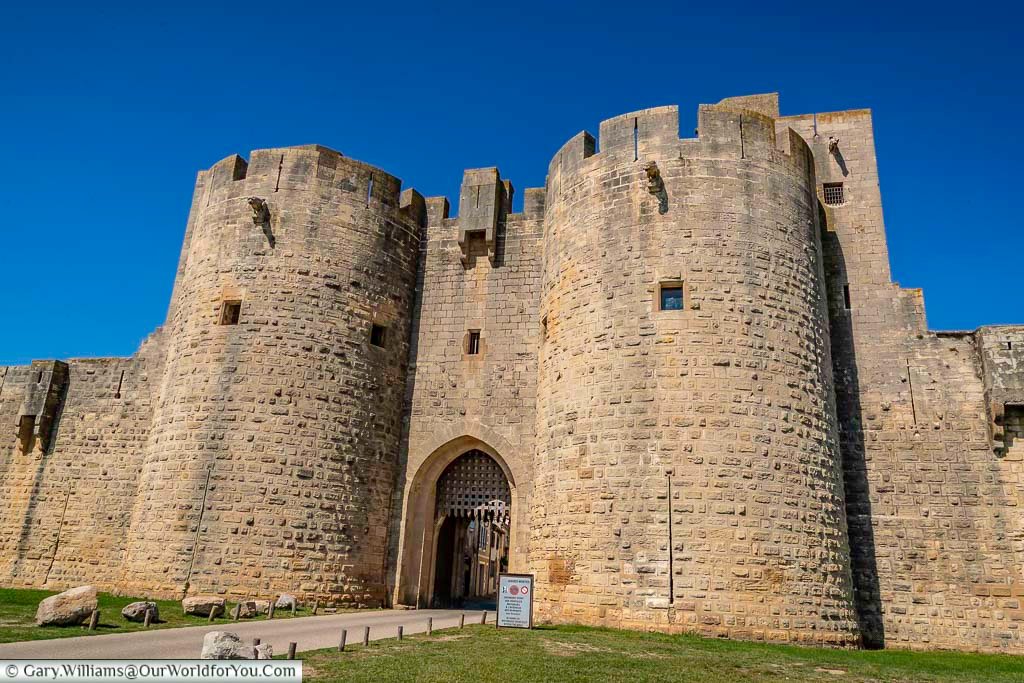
<box><xmin>1</xmin><ymin>2</ymin><xmax>1019</xmax><ymax>364</ymax></box>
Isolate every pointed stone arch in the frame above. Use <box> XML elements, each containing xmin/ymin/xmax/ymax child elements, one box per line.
<box><xmin>394</xmin><ymin>429</ymin><xmax>523</xmax><ymax>608</ymax></box>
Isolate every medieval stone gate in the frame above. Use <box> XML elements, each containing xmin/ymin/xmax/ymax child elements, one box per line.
<box><xmin>430</xmin><ymin>449</ymin><xmax>511</xmax><ymax>606</ymax></box>
<box><xmin>393</xmin><ymin>436</ymin><xmax>519</xmax><ymax>609</ymax></box>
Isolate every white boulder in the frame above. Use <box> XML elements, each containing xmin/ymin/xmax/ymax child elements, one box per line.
<box><xmin>122</xmin><ymin>601</ymin><xmax>158</xmax><ymax>623</ymax></box>
<box><xmin>275</xmin><ymin>593</ymin><xmax>298</xmax><ymax>610</ymax></box>
<box><xmin>182</xmin><ymin>595</ymin><xmax>225</xmax><ymax>617</ymax></box>
<box><xmin>200</xmin><ymin>631</ymin><xmax>272</xmax><ymax>660</ymax></box>
<box><xmin>35</xmin><ymin>586</ymin><xmax>97</xmax><ymax>626</ymax></box>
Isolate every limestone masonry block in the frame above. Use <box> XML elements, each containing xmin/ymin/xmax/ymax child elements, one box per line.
<box><xmin>1</xmin><ymin>96</ymin><xmax>1022</xmax><ymax>654</ymax></box>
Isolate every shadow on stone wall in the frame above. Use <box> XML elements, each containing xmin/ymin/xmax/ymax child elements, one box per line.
<box><xmin>821</xmin><ymin>209</ymin><xmax>885</xmax><ymax>649</ymax></box>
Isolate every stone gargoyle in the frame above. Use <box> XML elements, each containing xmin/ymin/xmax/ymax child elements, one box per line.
<box><xmin>645</xmin><ymin>162</ymin><xmax>668</xmax><ymax>214</ymax></box>
<box><xmin>247</xmin><ymin>197</ymin><xmax>270</xmax><ymax>225</ymax></box>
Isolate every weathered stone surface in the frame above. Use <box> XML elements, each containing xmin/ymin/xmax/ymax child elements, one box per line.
<box><xmin>182</xmin><ymin>596</ymin><xmax>225</xmax><ymax>617</ymax></box>
<box><xmin>252</xmin><ymin>600</ymin><xmax>271</xmax><ymax>615</ymax></box>
<box><xmin>232</xmin><ymin>601</ymin><xmax>258</xmax><ymax>619</ymax></box>
<box><xmin>35</xmin><ymin>586</ymin><xmax>97</xmax><ymax>626</ymax></box>
<box><xmin>274</xmin><ymin>594</ymin><xmax>297</xmax><ymax>610</ymax></box>
<box><xmin>200</xmin><ymin>631</ymin><xmax>272</xmax><ymax>660</ymax></box>
<box><xmin>0</xmin><ymin>94</ymin><xmax>1022</xmax><ymax>656</ymax></box>
<box><xmin>121</xmin><ymin>601</ymin><xmax>158</xmax><ymax>623</ymax></box>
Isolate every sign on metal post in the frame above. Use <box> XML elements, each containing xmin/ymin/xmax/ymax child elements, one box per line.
<box><xmin>496</xmin><ymin>573</ymin><xmax>534</xmax><ymax>629</ymax></box>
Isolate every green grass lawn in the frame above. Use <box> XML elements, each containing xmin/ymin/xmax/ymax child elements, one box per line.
<box><xmin>300</xmin><ymin>624</ymin><xmax>1024</xmax><ymax>683</ymax></box>
<box><xmin>0</xmin><ymin>588</ymin><xmax>342</xmax><ymax>644</ymax></box>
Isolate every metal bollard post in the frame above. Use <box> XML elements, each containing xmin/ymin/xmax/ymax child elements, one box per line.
<box><xmin>287</xmin><ymin>642</ymin><xmax>297</xmax><ymax>660</ymax></box>
<box><xmin>338</xmin><ymin>629</ymin><xmax>347</xmax><ymax>652</ymax></box>
<box><xmin>397</xmin><ymin>625</ymin><xmax>403</xmax><ymax>641</ymax></box>
<box><xmin>459</xmin><ymin>613</ymin><xmax>465</xmax><ymax>629</ymax></box>
<box><xmin>481</xmin><ymin>612</ymin><xmax>487</xmax><ymax>625</ymax></box>
<box><xmin>312</xmin><ymin>600</ymin><xmax>319</xmax><ymax>616</ymax></box>
<box><xmin>427</xmin><ymin>617</ymin><xmax>433</xmax><ymax>635</ymax></box>
<box><xmin>268</xmin><ymin>603</ymin><xmax>275</xmax><ymax>620</ymax></box>
<box><xmin>233</xmin><ymin>604</ymin><xmax>241</xmax><ymax>621</ymax></box>
<box><xmin>143</xmin><ymin>609</ymin><xmax>153</xmax><ymax>628</ymax></box>
<box><xmin>88</xmin><ymin>610</ymin><xmax>100</xmax><ymax>631</ymax></box>
<box><xmin>291</xmin><ymin>602</ymin><xmax>297</xmax><ymax>617</ymax></box>
<box><xmin>208</xmin><ymin>605</ymin><xmax>220</xmax><ymax>623</ymax></box>
<box><xmin>363</xmin><ymin>626</ymin><xmax>370</xmax><ymax>647</ymax></box>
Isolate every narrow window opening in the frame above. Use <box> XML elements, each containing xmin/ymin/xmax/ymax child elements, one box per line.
<box><xmin>659</xmin><ymin>283</ymin><xmax>684</xmax><ymax>311</ymax></box>
<box><xmin>906</xmin><ymin>359</ymin><xmax>918</xmax><ymax>425</ymax></box>
<box><xmin>367</xmin><ymin>174</ymin><xmax>374</xmax><ymax>205</ymax></box>
<box><xmin>219</xmin><ymin>300</ymin><xmax>241</xmax><ymax>326</ymax></box>
<box><xmin>843</xmin><ymin>284</ymin><xmax>851</xmax><ymax>310</ymax></box>
<box><xmin>274</xmin><ymin>155</ymin><xmax>283</xmax><ymax>192</ymax></box>
<box><xmin>114</xmin><ymin>370</ymin><xmax>125</xmax><ymax>399</ymax></box>
<box><xmin>468</xmin><ymin>330</ymin><xmax>481</xmax><ymax>355</ymax></box>
<box><xmin>35</xmin><ymin>371</ymin><xmax>43</xmax><ymax>384</ymax></box>
<box><xmin>541</xmin><ymin>315</ymin><xmax>548</xmax><ymax>340</ymax></box>
<box><xmin>823</xmin><ymin>182</ymin><xmax>844</xmax><ymax>206</ymax></box>
<box><xmin>633</xmin><ymin>118</ymin><xmax>639</xmax><ymax>161</ymax></box>
<box><xmin>739</xmin><ymin>115</ymin><xmax>745</xmax><ymax>159</ymax></box>
<box><xmin>370</xmin><ymin>324</ymin><xmax>386</xmax><ymax>348</ymax></box>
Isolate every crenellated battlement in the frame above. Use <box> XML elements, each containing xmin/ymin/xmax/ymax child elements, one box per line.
<box><xmin>198</xmin><ymin>145</ymin><xmax>413</xmax><ymax>212</ymax></box>
<box><xmin>6</xmin><ymin>92</ymin><xmax>1022</xmax><ymax>656</ymax></box>
<box><xmin>544</xmin><ymin>95</ymin><xmax>814</xmax><ymax>202</ymax></box>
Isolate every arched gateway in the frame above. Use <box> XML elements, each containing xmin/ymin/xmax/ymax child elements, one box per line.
<box><xmin>431</xmin><ymin>450</ymin><xmax>511</xmax><ymax>607</ymax></box>
<box><xmin>394</xmin><ymin>437</ymin><xmax>518</xmax><ymax>609</ymax></box>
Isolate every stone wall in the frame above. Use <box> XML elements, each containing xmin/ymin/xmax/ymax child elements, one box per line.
<box><xmin>119</xmin><ymin>146</ymin><xmax>425</xmax><ymax>605</ymax></box>
<box><xmin>0</xmin><ymin>331</ymin><xmax>164</xmax><ymax>590</ymax></box>
<box><xmin>0</xmin><ymin>94</ymin><xmax>1021</xmax><ymax>654</ymax></box>
<box><xmin>389</xmin><ymin>169</ymin><xmax>544</xmax><ymax>606</ymax></box>
<box><xmin>531</xmin><ymin>100</ymin><xmax>860</xmax><ymax>645</ymax></box>
<box><xmin>780</xmin><ymin>109</ymin><xmax>1024</xmax><ymax>652</ymax></box>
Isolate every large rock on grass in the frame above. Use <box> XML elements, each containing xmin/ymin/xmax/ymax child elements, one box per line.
<box><xmin>200</xmin><ymin>631</ymin><xmax>272</xmax><ymax>659</ymax></box>
<box><xmin>182</xmin><ymin>595</ymin><xmax>225</xmax><ymax>617</ymax></box>
<box><xmin>275</xmin><ymin>593</ymin><xmax>297</xmax><ymax>610</ymax></box>
<box><xmin>122</xmin><ymin>601</ymin><xmax>159</xmax><ymax>623</ymax></box>
<box><xmin>232</xmin><ymin>601</ymin><xmax>258</xmax><ymax>619</ymax></box>
<box><xmin>253</xmin><ymin>599</ymin><xmax>271</xmax><ymax>615</ymax></box>
<box><xmin>35</xmin><ymin>586</ymin><xmax>97</xmax><ymax>626</ymax></box>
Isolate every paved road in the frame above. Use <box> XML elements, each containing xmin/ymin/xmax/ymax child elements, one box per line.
<box><xmin>0</xmin><ymin>609</ymin><xmax>492</xmax><ymax>659</ymax></box>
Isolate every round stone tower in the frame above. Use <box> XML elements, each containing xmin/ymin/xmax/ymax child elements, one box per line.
<box><xmin>121</xmin><ymin>145</ymin><xmax>425</xmax><ymax>606</ymax></box>
<box><xmin>532</xmin><ymin>102</ymin><xmax>860</xmax><ymax>645</ymax></box>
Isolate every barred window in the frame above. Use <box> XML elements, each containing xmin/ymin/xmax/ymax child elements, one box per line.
<box><xmin>823</xmin><ymin>183</ymin><xmax>845</xmax><ymax>206</ymax></box>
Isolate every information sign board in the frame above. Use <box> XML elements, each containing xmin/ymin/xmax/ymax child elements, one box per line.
<box><xmin>496</xmin><ymin>573</ymin><xmax>534</xmax><ymax>629</ymax></box>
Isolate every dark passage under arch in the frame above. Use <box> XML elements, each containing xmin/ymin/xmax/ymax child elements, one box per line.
<box><xmin>430</xmin><ymin>449</ymin><xmax>510</xmax><ymax>608</ymax></box>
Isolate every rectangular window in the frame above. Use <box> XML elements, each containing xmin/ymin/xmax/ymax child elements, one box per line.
<box><xmin>370</xmin><ymin>323</ymin><xmax>386</xmax><ymax>348</ymax></box>
<box><xmin>823</xmin><ymin>182</ymin><xmax>844</xmax><ymax>206</ymax></box>
<box><xmin>843</xmin><ymin>284</ymin><xmax>851</xmax><ymax>310</ymax></box>
<box><xmin>219</xmin><ymin>300</ymin><xmax>241</xmax><ymax>325</ymax></box>
<box><xmin>468</xmin><ymin>330</ymin><xmax>481</xmax><ymax>355</ymax></box>
<box><xmin>659</xmin><ymin>284</ymin><xmax>684</xmax><ymax>311</ymax></box>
